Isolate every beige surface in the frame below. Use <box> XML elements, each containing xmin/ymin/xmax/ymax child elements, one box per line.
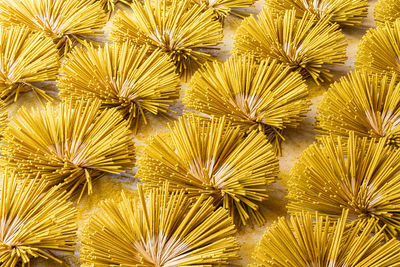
<box><xmin>8</xmin><ymin>0</ymin><xmax>378</xmax><ymax>266</ymax></box>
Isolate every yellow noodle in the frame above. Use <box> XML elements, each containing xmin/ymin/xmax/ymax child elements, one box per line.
<box><xmin>137</xmin><ymin>115</ymin><xmax>279</xmax><ymax>225</ymax></box>
<box><xmin>0</xmin><ymin>99</ymin><xmax>135</xmax><ymax>199</ymax></box>
<box><xmin>58</xmin><ymin>43</ymin><xmax>180</xmax><ymax>133</ymax></box>
<box><xmin>98</xmin><ymin>0</ymin><xmax>132</xmax><ymax>15</ymax></box>
<box><xmin>0</xmin><ymin>100</ymin><xmax>7</xmax><ymax>138</ymax></box>
<box><xmin>184</xmin><ymin>0</ymin><xmax>256</xmax><ymax>20</ymax></box>
<box><xmin>0</xmin><ymin>169</ymin><xmax>77</xmax><ymax>266</ymax></box>
<box><xmin>184</xmin><ymin>56</ymin><xmax>310</xmax><ymax>154</ymax></box>
<box><xmin>0</xmin><ymin>0</ymin><xmax>107</xmax><ymax>54</ymax></box>
<box><xmin>375</xmin><ymin>0</ymin><xmax>400</xmax><ymax>26</ymax></box>
<box><xmin>80</xmin><ymin>183</ymin><xmax>239</xmax><ymax>266</ymax></box>
<box><xmin>316</xmin><ymin>70</ymin><xmax>400</xmax><ymax>147</ymax></box>
<box><xmin>253</xmin><ymin>210</ymin><xmax>400</xmax><ymax>266</ymax></box>
<box><xmin>0</xmin><ymin>25</ymin><xmax>58</xmax><ymax>102</ymax></box>
<box><xmin>288</xmin><ymin>132</ymin><xmax>400</xmax><ymax>237</ymax></box>
<box><xmin>110</xmin><ymin>0</ymin><xmax>223</xmax><ymax>80</ymax></box>
<box><xmin>233</xmin><ymin>8</ymin><xmax>347</xmax><ymax>84</ymax></box>
<box><xmin>356</xmin><ymin>20</ymin><xmax>400</xmax><ymax>78</ymax></box>
<box><xmin>265</xmin><ymin>0</ymin><xmax>368</xmax><ymax>26</ymax></box>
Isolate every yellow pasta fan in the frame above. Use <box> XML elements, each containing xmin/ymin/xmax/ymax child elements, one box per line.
<box><xmin>58</xmin><ymin>43</ymin><xmax>180</xmax><ymax>133</ymax></box>
<box><xmin>264</xmin><ymin>0</ymin><xmax>368</xmax><ymax>27</ymax></box>
<box><xmin>0</xmin><ymin>100</ymin><xmax>136</xmax><ymax>200</ymax></box>
<box><xmin>0</xmin><ymin>25</ymin><xmax>58</xmax><ymax>102</ymax></box>
<box><xmin>184</xmin><ymin>56</ymin><xmax>310</xmax><ymax>154</ymax></box>
<box><xmin>80</xmin><ymin>184</ymin><xmax>239</xmax><ymax>266</ymax></box>
<box><xmin>288</xmin><ymin>132</ymin><xmax>400</xmax><ymax>237</ymax></box>
<box><xmin>253</xmin><ymin>210</ymin><xmax>400</xmax><ymax>266</ymax></box>
<box><xmin>110</xmin><ymin>0</ymin><xmax>223</xmax><ymax>80</ymax></box>
<box><xmin>0</xmin><ymin>169</ymin><xmax>77</xmax><ymax>266</ymax></box>
<box><xmin>316</xmin><ymin>71</ymin><xmax>400</xmax><ymax>147</ymax></box>
<box><xmin>0</xmin><ymin>0</ymin><xmax>107</xmax><ymax>54</ymax></box>
<box><xmin>233</xmin><ymin>8</ymin><xmax>347</xmax><ymax>84</ymax></box>
<box><xmin>137</xmin><ymin>115</ymin><xmax>279</xmax><ymax>225</ymax></box>
<box><xmin>356</xmin><ymin>20</ymin><xmax>400</xmax><ymax>78</ymax></box>
<box><xmin>375</xmin><ymin>0</ymin><xmax>400</xmax><ymax>26</ymax></box>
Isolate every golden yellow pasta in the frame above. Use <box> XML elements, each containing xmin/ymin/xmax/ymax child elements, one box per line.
<box><xmin>80</xmin><ymin>184</ymin><xmax>239</xmax><ymax>266</ymax></box>
<box><xmin>0</xmin><ymin>25</ymin><xmax>58</xmax><ymax>102</ymax></box>
<box><xmin>288</xmin><ymin>133</ymin><xmax>400</xmax><ymax>237</ymax></box>
<box><xmin>316</xmin><ymin>71</ymin><xmax>400</xmax><ymax>147</ymax></box>
<box><xmin>356</xmin><ymin>20</ymin><xmax>400</xmax><ymax>78</ymax></box>
<box><xmin>0</xmin><ymin>169</ymin><xmax>77</xmax><ymax>266</ymax></box>
<box><xmin>265</xmin><ymin>0</ymin><xmax>368</xmax><ymax>26</ymax></box>
<box><xmin>253</xmin><ymin>210</ymin><xmax>400</xmax><ymax>266</ymax></box>
<box><xmin>137</xmin><ymin>115</ymin><xmax>279</xmax><ymax>225</ymax></box>
<box><xmin>233</xmin><ymin>8</ymin><xmax>347</xmax><ymax>84</ymax></box>
<box><xmin>0</xmin><ymin>100</ymin><xmax>7</xmax><ymax>138</ymax></box>
<box><xmin>191</xmin><ymin>0</ymin><xmax>256</xmax><ymax>20</ymax></box>
<box><xmin>58</xmin><ymin>43</ymin><xmax>180</xmax><ymax>133</ymax></box>
<box><xmin>184</xmin><ymin>56</ymin><xmax>310</xmax><ymax>154</ymax></box>
<box><xmin>375</xmin><ymin>0</ymin><xmax>400</xmax><ymax>26</ymax></box>
<box><xmin>110</xmin><ymin>0</ymin><xmax>223</xmax><ymax>79</ymax></box>
<box><xmin>0</xmin><ymin>0</ymin><xmax>107</xmax><ymax>54</ymax></box>
<box><xmin>0</xmin><ymin>100</ymin><xmax>135</xmax><ymax>200</ymax></box>
<box><xmin>98</xmin><ymin>0</ymin><xmax>132</xmax><ymax>15</ymax></box>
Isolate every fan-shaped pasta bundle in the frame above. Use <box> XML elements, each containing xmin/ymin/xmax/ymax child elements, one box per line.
<box><xmin>110</xmin><ymin>0</ymin><xmax>223</xmax><ymax>79</ymax></box>
<box><xmin>288</xmin><ymin>133</ymin><xmax>400</xmax><ymax>237</ymax></box>
<box><xmin>0</xmin><ymin>100</ymin><xmax>136</xmax><ymax>199</ymax></box>
<box><xmin>316</xmin><ymin>71</ymin><xmax>400</xmax><ymax>147</ymax></box>
<box><xmin>253</xmin><ymin>210</ymin><xmax>400</xmax><ymax>266</ymax></box>
<box><xmin>0</xmin><ymin>25</ymin><xmax>59</xmax><ymax>102</ymax></box>
<box><xmin>356</xmin><ymin>20</ymin><xmax>400</xmax><ymax>78</ymax></box>
<box><xmin>0</xmin><ymin>0</ymin><xmax>107</xmax><ymax>54</ymax></box>
<box><xmin>184</xmin><ymin>56</ymin><xmax>310</xmax><ymax>154</ymax></box>
<box><xmin>58</xmin><ymin>43</ymin><xmax>180</xmax><ymax>133</ymax></box>
<box><xmin>233</xmin><ymin>8</ymin><xmax>347</xmax><ymax>84</ymax></box>
<box><xmin>375</xmin><ymin>0</ymin><xmax>400</xmax><ymax>26</ymax></box>
<box><xmin>80</xmin><ymin>184</ymin><xmax>239</xmax><ymax>266</ymax></box>
<box><xmin>265</xmin><ymin>0</ymin><xmax>368</xmax><ymax>26</ymax></box>
<box><xmin>0</xmin><ymin>170</ymin><xmax>77</xmax><ymax>266</ymax></box>
<box><xmin>137</xmin><ymin>115</ymin><xmax>279</xmax><ymax>225</ymax></box>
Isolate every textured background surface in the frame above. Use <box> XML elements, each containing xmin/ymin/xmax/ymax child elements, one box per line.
<box><xmin>10</xmin><ymin>0</ymin><xmax>378</xmax><ymax>265</ymax></box>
